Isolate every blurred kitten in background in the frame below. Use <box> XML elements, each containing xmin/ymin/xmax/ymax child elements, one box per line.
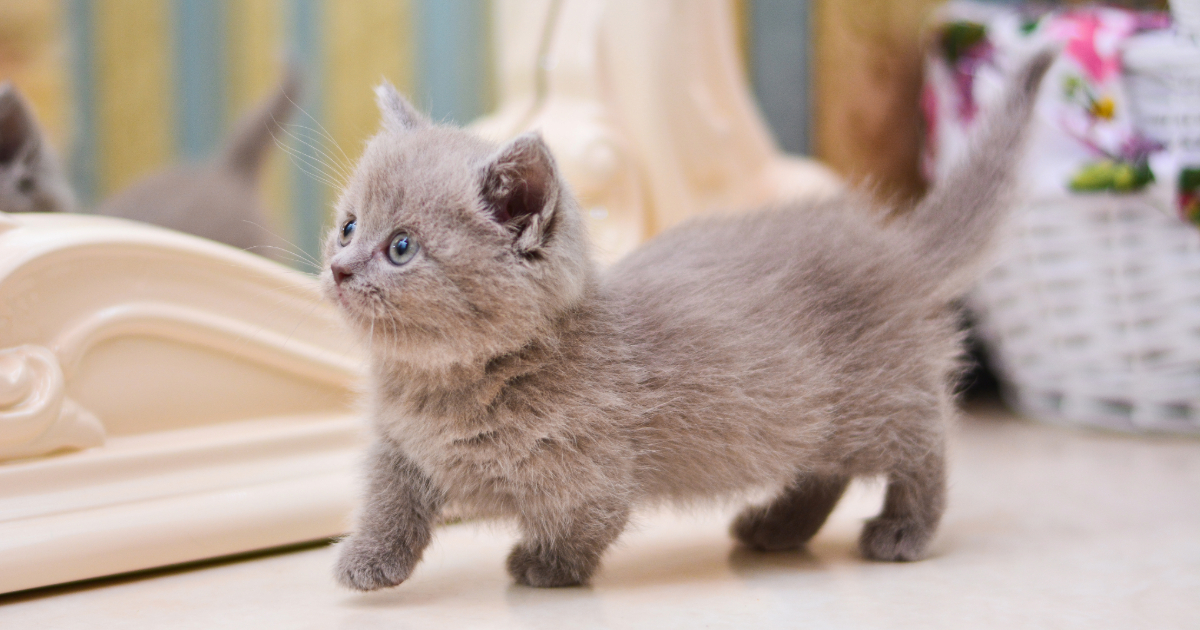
<box><xmin>96</xmin><ymin>67</ymin><xmax>301</xmax><ymax>260</ymax></box>
<box><xmin>0</xmin><ymin>68</ymin><xmax>300</xmax><ymax>262</ymax></box>
<box><xmin>0</xmin><ymin>82</ymin><xmax>76</xmax><ymax>214</ymax></box>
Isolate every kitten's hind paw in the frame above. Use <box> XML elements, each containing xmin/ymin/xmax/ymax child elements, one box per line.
<box><xmin>333</xmin><ymin>536</ymin><xmax>416</xmax><ymax>591</ymax></box>
<box><xmin>858</xmin><ymin>517</ymin><xmax>934</xmax><ymax>562</ymax></box>
<box><xmin>506</xmin><ymin>543</ymin><xmax>592</xmax><ymax>588</ymax></box>
<box><xmin>731</xmin><ymin>506</ymin><xmax>806</xmax><ymax>552</ymax></box>
<box><xmin>731</xmin><ymin>474</ymin><xmax>848</xmax><ymax>552</ymax></box>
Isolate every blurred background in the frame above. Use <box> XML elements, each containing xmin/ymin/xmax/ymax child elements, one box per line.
<box><xmin>1</xmin><ymin>0</ymin><xmax>1172</xmax><ymax>260</ymax></box>
<box><xmin>3</xmin><ymin>0</ymin><xmax>494</xmax><ymax>263</ymax></box>
<box><xmin>4</xmin><ymin>0</ymin><xmax>1165</xmax><ymax>268</ymax></box>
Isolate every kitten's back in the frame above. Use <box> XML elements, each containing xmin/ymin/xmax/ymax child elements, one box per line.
<box><xmin>608</xmin><ymin>50</ymin><xmax>1055</xmax><ymax>366</ymax></box>
<box><xmin>607</xmin><ymin>197</ymin><xmax>951</xmax><ymax>500</ymax></box>
<box><xmin>603</xmin><ymin>51</ymin><xmax>1054</xmax><ymax>501</ymax></box>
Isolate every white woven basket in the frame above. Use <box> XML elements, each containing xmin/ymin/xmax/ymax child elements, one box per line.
<box><xmin>1123</xmin><ymin>22</ymin><xmax>1200</xmax><ymax>163</ymax></box>
<box><xmin>971</xmin><ymin>195</ymin><xmax>1200</xmax><ymax>434</ymax></box>
<box><xmin>967</xmin><ymin>4</ymin><xmax>1200</xmax><ymax>435</ymax></box>
<box><xmin>1171</xmin><ymin>0</ymin><xmax>1200</xmax><ymax>39</ymax></box>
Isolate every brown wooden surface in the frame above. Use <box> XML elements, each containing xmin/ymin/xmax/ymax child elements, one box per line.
<box><xmin>810</xmin><ymin>0</ymin><xmax>1169</xmax><ymax>205</ymax></box>
<box><xmin>813</xmin><ymin>0</ymin><xmax>941</xmax><ymax>204</ymax></box>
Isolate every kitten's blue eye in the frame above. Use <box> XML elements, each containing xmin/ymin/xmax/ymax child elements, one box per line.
<box><xmin>339</xmin><ymin>219</ymin><xmax>356</xmax><ymax>246</ymax></box>
<box><xmin>387</xmin><ymin>231</ymin><xmax>418</xmax><ymax>265</ymax></box>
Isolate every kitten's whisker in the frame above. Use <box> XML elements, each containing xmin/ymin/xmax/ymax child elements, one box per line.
<box><xmin>274</xmin><ymin>127</ymin><xmax>354</xmax><ymax>184</ymax></box>
<box><xmin>269</xmin><ymin>114</ymin><xmax>349</xmax><ymax>177</ymax></box>
<box><xmin>271</xmin><ymin>139</ymin><xmax>346</xmax><ymax>190</ymax></box>
<box><xmin>279</xmin><ymin>94</ymin><xmax>357</xmax><ymax>173</ymax></box>
<box><xmin>239</xmin><ymin>220</ymin><xmax>325</xmax><ymax>268</ymax></box>
<box><xmin>243</xmin><ymin>244</ymin><xmax>321</xmax><ymax>267</ymax></box>
<box><xmin>280</xmin><ymin>121</ymin><xmax>356</xmax><ymax>177</ymax></box>
<box><xmin>283</xmin><ymin>299</ymin><xmax>326</xmax><ymax>351</ymax></box>
<box><xmin>244</xmin><ymin>246</ymin><xmax>320</xmax><ymax>268</ymax></box>
<box><xmin>385</xmin><ymin>317</ymin><xmax>398</xmax><ymax>352</ymax></box>
<box><xmin>275</xmin><ymin>123</ymin><xmax>354</xmax><ymax>181</ymax></box>
<box><xmin>271</xmin><ymin>150</ymin><xmax>341</xmax><ymax>189</ymax></box>
<box><xmin>269</xmin><ymin>127</ymin><xmax>349</xmax><ymax>184</ymax></box>
<box><xmin>269</xmin><ymin>104</ymin><xmax>355</xmax><ymax>178</ymax></box>
<box><xmin>198</xmin><ymin>268</ymin><xmax>335</xmax><ymax>357</ymax></box>
<box><xmin>368</xmin><ymin>317</ymin><xmax>376</xmax><ymax>361</ymax></box>
<box><xmin>284</xmin><ymin>159</ymin><xmax>343</xmax><ymax>194</ymax></box>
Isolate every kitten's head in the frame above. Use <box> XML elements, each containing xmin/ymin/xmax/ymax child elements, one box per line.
<box><xmin>321</xmin><ymin>84</ymin><xmax>592</xmax><ymax>368</ymax></box>
<box><xmin>0</xmin><ymin>83</ymin><xmax>75</xmax><ymax>214</ymax></box>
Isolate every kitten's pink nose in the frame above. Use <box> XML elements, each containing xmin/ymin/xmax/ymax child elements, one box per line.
<box><xmin>331</xmin><ymin>262</ymin><xmax>353</xmax><ymax>285</ymax></box>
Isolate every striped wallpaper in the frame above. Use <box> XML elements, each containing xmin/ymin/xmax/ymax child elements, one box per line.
<box><xmin>7</xmin><ymin>0</ymin><xmax>814</xmax><ymax>269</ymax></box>
<box><xmin>59</xmin><ymin>0</ymin><xmax>494</xmax><ymax>268</ymax></box>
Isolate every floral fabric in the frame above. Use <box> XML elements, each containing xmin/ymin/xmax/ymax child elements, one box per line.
<box><xmin>922</xmin><ymin>2</ymin><xmax>1193</xmax><ymax>218</ymax></box>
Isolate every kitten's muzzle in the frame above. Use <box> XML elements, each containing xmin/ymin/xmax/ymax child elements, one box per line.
<box><xmin>331</xmin><ymin>262</ymin><xmax>353</xmax><ymax>285</ymax></box>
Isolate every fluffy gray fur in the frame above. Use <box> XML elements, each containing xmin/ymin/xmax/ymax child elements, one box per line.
<box><xmin>325</xmin><ymin>52</ymin><xmax>1055</xmax><ymax>590</ymax></box>
<box><xmin>0</xmin><ymin>83</ymin><xmax>76</xmax><ymax>214</ymax></box>
<box><xmin>94</xmin><ymin>68</ymin><xmax>300</xmax><ymax>257</ymax></box>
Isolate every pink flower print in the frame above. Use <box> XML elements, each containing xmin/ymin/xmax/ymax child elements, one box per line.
<box><xmin>1046</xmin><ymin>9</ymin><xmax>1137</xmax><ymax>83</ymax></box>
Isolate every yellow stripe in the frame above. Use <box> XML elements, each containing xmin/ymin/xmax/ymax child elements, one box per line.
<box><xmin>0</xmin><ymin>0</ymin><xmax>69</xmax><ymax>150</ymax></box>
<box><xmin>95</xmin><ymin>0</ymin><xmax>173</xmax><ymax>198</ymax></box>
<box><xmin>226</xmin><ymin>0</ymin><xmax>290</xmax><ymax>244</ymax></box>
<box><xmin>323</xmin><ymin>0</ymin><xmax>415</xmax><ymax>174</ymax></box>
<box><xmin>732</xmin><ymin>0</ymin><xmax>751</xmax><ymax>75</ymax></box>
<box><xmin>225</xmin><ymin>0</ymin><xmax>284</xmax><ymax>121</ymax></box>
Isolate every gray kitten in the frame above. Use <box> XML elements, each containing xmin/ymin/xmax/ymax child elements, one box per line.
<box><xmin>95</xmin><ymin>69</ymin><xmax>300</xmax><ymax>257</ymax></box>
<box><xmin>0</xmin><ymin>83</ymin><xmax>76</xmax><ymax>214</ymax></box>
<box><xmin>324</xmin><ymin>52</ymin><xmax>1054</xmax><ymax>590</ymax></box>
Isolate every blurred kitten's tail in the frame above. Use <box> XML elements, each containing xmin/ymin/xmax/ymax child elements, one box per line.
<box><xmin>220</xmin><ymin>62</ymin><xmax>302</xmax><ymax>181</ymax></box>
<box><xmin>901</xmin><ymin>49</ymin><xmax>1055</xmax><ymax>301</ymax></box>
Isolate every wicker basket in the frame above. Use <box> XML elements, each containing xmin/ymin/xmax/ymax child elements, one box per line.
<box><xmin>971</xmin><ymin>195</ymin><xmax>1200</xmax><ymax>434</ymax></box>
<box><xmin>965</xmin><ymin>3</ymin><xmax>1200</xmax><ymax>435</ymax></box>
<box><xmin>1123</xmin><ymin>22</ymin><xmax>1200</xmax><ymax>170</ymax></box>
<box><xmin>1170</xmin><ymin>0</ymin><xmax>1200</xmax><ymax>39</ymax></box>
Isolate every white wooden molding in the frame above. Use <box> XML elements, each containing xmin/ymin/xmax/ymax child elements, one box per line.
<box><xmin>0</xmin><ymin>345</ymin><xmax>104</xmax><ymax>461</ymax></box>
<box><xmin>0</xmin><ymin>212</ymin><xmax>364</xmax><ymax>594</ymax></box>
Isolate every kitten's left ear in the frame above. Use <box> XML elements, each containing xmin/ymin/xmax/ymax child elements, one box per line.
<box><xmin>374</xmin><ymin>82</ymin><xmax>429</xmax><ymax>133</ymax></box>
<box><xmin>479</xmin><ymin>132</ymin><xmax>561</xmax><ymax>255</ymax></box>
<box><xmin>0</xmin><ymin>83</ymin><xmax>41</xmax><ymax>166</ymax></box>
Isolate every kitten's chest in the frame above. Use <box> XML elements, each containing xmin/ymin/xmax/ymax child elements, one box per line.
<box><xmin>378</xmin><ymin>403</ymin><xmax>541</xmax><ymax>499</ymax></box>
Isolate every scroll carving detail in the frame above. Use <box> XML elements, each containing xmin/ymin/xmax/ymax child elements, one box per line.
<box><xmin>0</xmin><ymin>345</ymin><xmax>105</xmax><ymax>461</ymax></box>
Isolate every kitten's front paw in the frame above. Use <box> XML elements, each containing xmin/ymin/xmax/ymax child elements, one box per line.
<box><xmin>334</xmin><ymin>536</ymin><xmax>416</xmax><ymax>591</ymax></box>
<box><xmin>858</xmin><ymin>517</ymin><xmax>934</xmax><ymax>562</ymax></box>
<box><xmin>506</xmin><ymin>543</ymin><xmax>591</xmax><ymax>588</ymax></box>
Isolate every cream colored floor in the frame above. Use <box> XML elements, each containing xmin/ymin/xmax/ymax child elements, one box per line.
<box><xmin>2</xmin><ymin>400</ymin><xmax>1197</xmax><ymax>630</ymax></box>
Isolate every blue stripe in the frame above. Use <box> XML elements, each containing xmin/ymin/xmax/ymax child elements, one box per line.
<box><xmin>66</xmin><ymin>0</ymin><xmax>96</xmax><ymax>207</ymax></box>
<box><xmin>415</xmin><ymin>0</ymin><xmax>488</xmax><ymax>125</ymax></box>
<box><xmin>290</xmin><ymin>0</ymin><xmax>324</xmax><ymax>271</ymax></box>
<box><xmin>173</xmin><ymin>0</ymin><xmax>227</xmax><ymax>161</ymax></box>
<box><xmin>751</xmin><ymin>0</ymin><xmax>813</xmax><ymax>155</ymax></box>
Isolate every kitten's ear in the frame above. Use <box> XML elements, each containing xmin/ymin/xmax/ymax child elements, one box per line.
<box><xmin>374</xmin><ymin>82</ymin><xmax>429</xmax><ymax>133</ymax></box>
<box><xmin>479</xmin><ymin>132</ymin><xmax>561</xmax><ymax>255</ymax></box>
<box><xmin>0</xmin><ymin>83</ymin><xmax>41</xmax><ymax>166</ymax></box>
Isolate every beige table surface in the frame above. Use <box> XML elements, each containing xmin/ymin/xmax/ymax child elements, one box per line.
<box><xmin>2</xmin><ymin>400</ymin><xmax>1197</xmax><ymax>630</ymax></box>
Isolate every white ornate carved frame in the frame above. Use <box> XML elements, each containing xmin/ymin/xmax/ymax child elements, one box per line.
<box><xmin>0</xmin><ymin>213</ymin><xmax>363</xmax><ymax>594</ymax></box>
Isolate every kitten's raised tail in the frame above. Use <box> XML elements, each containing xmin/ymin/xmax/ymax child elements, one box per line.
<box><xmin>902</xmin><ymin>49</ymin><xmax>1055</xmax><ymax>302</ymax></box>
<box><xmin>219</xmin><ymin>62</ymin><xmax>302</xmax><ymax>182</ymax></box>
